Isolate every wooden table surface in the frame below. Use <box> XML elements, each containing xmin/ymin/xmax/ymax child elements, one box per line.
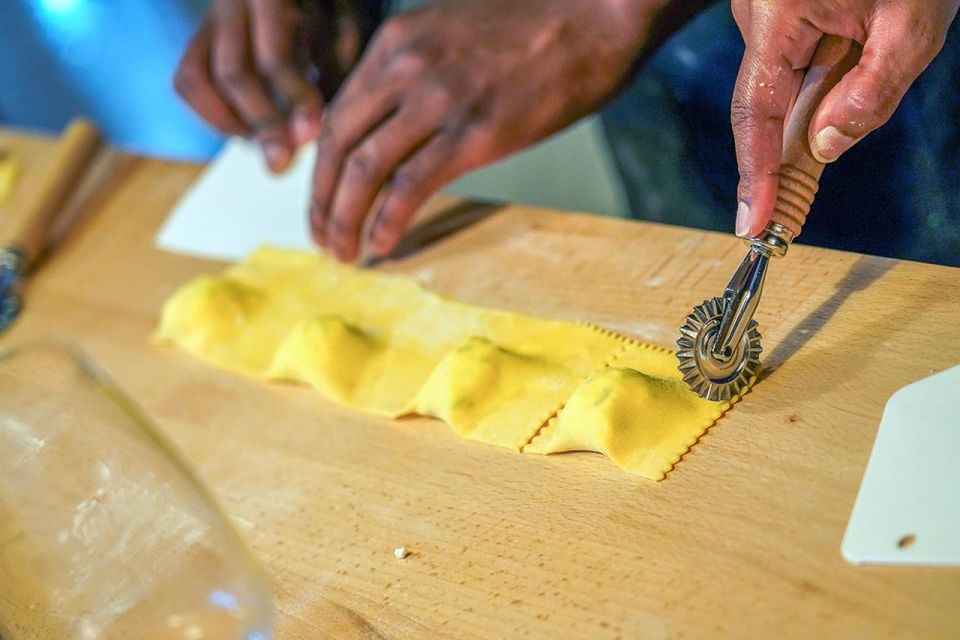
<box><xmin>2</xmin><ymin>128</ymin><xmax>959</xmax><ymax>639</ymax></box>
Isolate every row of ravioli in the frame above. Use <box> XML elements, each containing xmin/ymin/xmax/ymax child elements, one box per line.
<box><xmin>155</xmin><ymin>247</ymin><xmax>734</xmax><ymax>480</ymax></box>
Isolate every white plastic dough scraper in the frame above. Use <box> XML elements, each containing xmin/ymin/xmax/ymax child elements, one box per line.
<box><xmin>843</xmin><ymin>366</ymin><xmax>960</xmax><ymax>566</ymax></box>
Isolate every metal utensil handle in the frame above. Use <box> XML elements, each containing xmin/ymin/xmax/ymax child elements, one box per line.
<box><xmin>766</xmin><ymin>35</ymin><xmax>862</xmax><ymax>244</ymax></box>
<box><xmin>0</xmin><ymin>118</ymin><xmax>102</xmax><ymax>265</ymax></box>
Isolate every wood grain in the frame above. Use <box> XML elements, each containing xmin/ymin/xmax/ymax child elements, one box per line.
<box><xmin>1</xmin><ymin>128</ymin><xmax>958</xmax><ymax>639</ymax></box>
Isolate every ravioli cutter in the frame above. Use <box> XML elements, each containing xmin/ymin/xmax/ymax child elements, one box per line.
<box><xmin>0</xmin><ymin>118</ymin><xmax>102</xmax><ymax>330</ymax></box>
<box><xmin>677</xmin><ymin>36</ymin><xmax>862</xmax><ymax>401</ymax></box>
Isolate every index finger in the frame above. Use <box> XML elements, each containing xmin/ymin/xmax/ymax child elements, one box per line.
<box><xmin>731</xmin><ymin>9</ymin><xmax>819</xmax><ymax>237</ymax></box>
<box><xmin>173</xmin><ymin>21</ymin><xmax>248</xmax><ymax>135</ymax></box>
<box><xmin>248</xmin><ymin>0</ymin><xmax>324</xmax><ymax>145</ymax></box>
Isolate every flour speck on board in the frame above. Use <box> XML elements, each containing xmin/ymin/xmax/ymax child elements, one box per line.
<box><xmin>413</xmin><ymin>267</ymin><xmax>436</xmax><ymax>285</ymax></box>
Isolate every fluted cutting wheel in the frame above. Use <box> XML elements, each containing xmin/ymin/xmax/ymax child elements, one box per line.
<box><xmin>676</xmin><ymin>297</ymin><xmax>762</xmax><ymax>401</ymax></box>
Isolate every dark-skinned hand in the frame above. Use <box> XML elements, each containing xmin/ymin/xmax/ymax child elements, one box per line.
<box><xmin>310</xmin><ymin>0</ymin><xmax>700</xmax><ymax>262</ymax></box>
<box><xmin>174</xmin><ymin>0</ymin><xmax>368</xmax><ymax>173</ymax></box>
<box><xmin>730</xmin><ymin>0</ymin><xmax>960</xmax><ymax>237</ymax></box>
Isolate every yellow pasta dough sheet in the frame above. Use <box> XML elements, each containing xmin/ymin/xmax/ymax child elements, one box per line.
<box><xmin>0</xmin><ymin>152</ymin><xmax>22</xmax><ymax>205</ymax></box>
<box><xmin>156</xmin><ymin>246</ymin><xmax>751</xmax><ymax>480</ymax></box>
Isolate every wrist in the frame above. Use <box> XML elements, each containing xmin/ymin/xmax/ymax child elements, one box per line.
<box><xmin>603</xmin><ymin>0</ymin><xmax>714</xmax><ymax>57</ymax></box>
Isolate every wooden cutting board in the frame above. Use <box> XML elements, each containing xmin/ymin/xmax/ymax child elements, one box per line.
<box><xmin>1</xmin><ymin>127</ymin><xmax>958</xmax><ymax>639</ymax></box>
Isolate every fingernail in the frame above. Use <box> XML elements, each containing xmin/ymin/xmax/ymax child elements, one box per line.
<box><xmin>735</xmin><ymin>201</ymin><xmax>751</xmax><ymax>237</ymax></box>
<box><xmin>362</xmin><ymin>224</ymin><xmax>379</xmax><ymax>255</ymax></box>
<box><xmin>359</xmin><ymin>240</ymin><xmax>376</xmax><ymax>266</ymax></box>
<box><xmin>263</xmin><ymin>142</ymin><xmax>291</xmax><ymax>172</ymax></box>
<box><xmin>308</xmin><ymin>199</ymin><xmax>326</xmax><ymax>247</ymax></box>
<box><xmin>811</xmin><ymin>126</ymin><xmax>857</xmax><ymax>163</ymax></box>
<box><xmin>309</xmin><ymin>219</ymin><xmax>324</xmax><ymax>246</ymax></box>
<box><xmin>291</xmin><ymin>111</ymin><xmax>316</xmax><ymax>146</ymax></box>
<box><xmin>360</xmin><ymin>254</ymin><xmax>385</xmax><ymax>269</ymax></box>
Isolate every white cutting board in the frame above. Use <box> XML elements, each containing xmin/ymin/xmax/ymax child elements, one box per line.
<box><xmin>842</xmin><ymin>365</ymin><xmax>960</xmax><ymax>566</ymax></box>
<box><xmin>156</xmin><ymin>137</ymin><xmax>316</xmax><ymax>261</ymax></box>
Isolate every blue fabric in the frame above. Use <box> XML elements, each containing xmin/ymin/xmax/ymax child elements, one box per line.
<box><xmin>0</xmin><ymin>0</ymin><xmax>221</xmax><ymax>160</ymax></box>
<box><xmin>600</xmin><ymin>2</ymin><xmax>960</xmax><ymax>266</ymax></box>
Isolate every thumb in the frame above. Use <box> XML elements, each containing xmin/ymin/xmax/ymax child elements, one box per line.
<box><xmin>809</xmin><ymin>13</ymin><xmax>946</xmax><ymax>163</ymax></box>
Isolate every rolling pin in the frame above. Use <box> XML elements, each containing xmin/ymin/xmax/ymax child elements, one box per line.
<box><xmin>0</xmin><ymin>117</ymin><xmax>103</xmax><ymax>329</ymax></box>
<box><xmin>676</xmin><ymin>35</ymin><xmax>863</xmax><ymax>401</ymax></box>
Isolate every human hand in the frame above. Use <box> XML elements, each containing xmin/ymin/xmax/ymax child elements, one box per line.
<box><xmin>174</xmin><ymin>0</ymin><xmax>366</xmax><ymax>173</ymax></box>
<box><xmin>730</xmin><ymin>0</ymin><xmax>960</xmax><ymax>237</ymax></box>
<box><xmin>310</xmin><ymin>0</ymin><xmax>699</xmax><ymax>262</ymax></box>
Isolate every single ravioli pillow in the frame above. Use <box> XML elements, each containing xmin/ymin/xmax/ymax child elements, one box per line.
<box><xmin>525</xmin><ymin>367</ymin><xmax>730</xmax><ymax>480</ymax></box>
<box><xmin>526</xmin><ymin>340</ymin><xmax>744</xmax><ymax>479</ymax></box>
<box><xmin>409</xmin><ymin>336</ymin><xmax>577</xmax><ymax>450</ymax></box>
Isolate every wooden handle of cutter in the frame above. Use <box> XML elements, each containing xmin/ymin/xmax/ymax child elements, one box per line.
<box><xmin>0</xmin><ymin>118</ymin><xmax>102</xmax><ymax>262</ymax></box>
<box><xmin>771</xmin><ymin>36</ymin><xmax>862</xmax><ymax>239</ymax></box>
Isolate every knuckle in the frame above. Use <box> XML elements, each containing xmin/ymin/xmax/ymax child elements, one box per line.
<box><xmin>213</xmin><ymin>63</ymin><xmax>248</xmax><ymax>89</ymax></box>
<box><xmin>345</xmin><ymin>150</ymin><xmax>378</xmax><ymax>181</ymax></box>
<box><xmin>843</xmin><ymin>88</ymin><xmax>891</xmax><ymax>128</ymax></box>
<box><xmin>422</xmin><ymin>94</ymin><xmax>454</xmax><ymax>120</ymax></box>
<box><xmin>329</xmin><ymin>215</ymin><xmax>353</xmax><ymax>238</ymax></box>
<box><xmin>730</xmin><ymin>77</ymin><xmax>785</xmax><ymax>126</ymax></box>
<box><xmin>373</xmin><ymin>206</ymin><xmax>401</xmax><ymax>235</ymax></box>
<box><xmin>378</xmin><ymin>14</ymin><xmax>413</xmax><ymax>46</ymax></box>
<box><xmin>255</xmin><ymin>55</ymin><xmax>290</xmax><ymax>78</ymax></box>
<box><xmin>391</xmin><ymin>167</ymin><xmax>423</xmax><ymax>196</ymax></box>
<box><xmin>316</xmin><ymin>125</ymin><xmax>342</xmax><ymax>152</ymax></box>
<box><xmin>390</xmin><ymin>47</ymin><xmax>431</xmax><ymax>77</ymax></box>
<box><xmin>468</xmin><ymin>71</ymin><xmax>495</xmax><ymax>101</ymax></box>
<box><xmin>424</xmin><ymin>80</ymin><xmax>457</xmax><ymax>111</ymax></box>
<box><xmin>172</xmin><ymin>65</ymin><xmax>199</xmax><ymax>96</ymax></box>
<box><xmin>729</xmin><ymin>96</ymin><xmax>756</xmax><ymax>131</ymax></box>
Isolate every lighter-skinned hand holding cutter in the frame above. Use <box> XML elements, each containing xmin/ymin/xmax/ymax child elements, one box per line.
<box><xmin>730</xmin><ymin>0</ymin><xmax>960</xmax><ymax>238</ymax></box>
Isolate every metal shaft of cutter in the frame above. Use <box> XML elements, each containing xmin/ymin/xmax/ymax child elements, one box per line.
<box><xmin>711</xmin><ymin>246</ymin><xmax>769</xmax><ymax>362</ymax></box>
<box><xmin>710</xmin><ymin>221</ymin><xmax>796</xmax><ymax>360</ymax></box>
